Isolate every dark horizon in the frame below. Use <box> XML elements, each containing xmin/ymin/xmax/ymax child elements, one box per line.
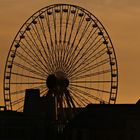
<box><xmin>0</xmin><ymin>0</ymin><xmax>140</xmax><ymax>105</ymax></box>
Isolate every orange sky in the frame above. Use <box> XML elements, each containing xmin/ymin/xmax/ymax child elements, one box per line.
<box><xmin>0</xmin><ymin>0</ymin><xmax>140</xmax><ymax>105</ymax></box>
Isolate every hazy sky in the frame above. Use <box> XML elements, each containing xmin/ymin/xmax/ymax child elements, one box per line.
<box><xmin>0</xmin><ymin>0</ymin><xmax>140</xmax><ymax>105</ymax></box>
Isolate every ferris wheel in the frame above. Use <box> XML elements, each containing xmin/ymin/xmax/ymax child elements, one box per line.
<box><xmin>3</xmin><ymin>4</ymin><xmax>118</xmax><ymax>113</ymax></box>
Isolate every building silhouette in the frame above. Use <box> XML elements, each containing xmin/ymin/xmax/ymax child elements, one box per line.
<box><xmin>63</xmin><ymin>104</ymin><xmax>140</xmax><ymax>140</ymax></box>
<box><xmin>0</xmin><ymin>89</ymin><xmax>140</xmax><ymax>140</ymax></box>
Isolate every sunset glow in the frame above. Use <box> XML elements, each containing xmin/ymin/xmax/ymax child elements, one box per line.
<box><xmin>0</xmin><ymin>0</ymin><xmax>140</xmax><ymax>105</ymax></box>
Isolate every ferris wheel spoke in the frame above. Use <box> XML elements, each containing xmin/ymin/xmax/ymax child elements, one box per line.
<box><xmin>22</xmin><ymin>32</ymin><xmax>41</xmax><ymax>58</ymax></box>
<box><xmin>25</xmin><ymin>35</ymin><xmax>48</xmax><ymax>72</ymax></box>
<box><xmin>64</xmin><ymin>91</ymin><xmax>75</xmax><ymax>109</ymax></box>
<box><xmin>52</xmin><ymin>8</ymin><xmax>61</xmax><ymax>69</ymax></box>
<box><xmin>69</xmin><ymin>86</ymin><xmax>108</xmax><ymax>104</ymax></box>
<box><xmin>32</xmin><ymin>18</ymin><xmax>54</xmax><ymax>72</ymax></box>
<box><xmin>13</xmin><ymin>61</ymin><xmax>47</xmax><ymax>78</ymax></box>
<box><xmin>46</xmin><ymin>11</ymin><xmax>55</xmax><ymax>47</ymax></box>
<box><xmin>11</xmin><ymin>87</ymin><xmax>47</xmax><ymax>102</ymax></box>
<box><xmin>67</xmin><ymin>27</ymin><xmax>98</xmax><ymax>72</ymax></box>
<box><xmin>68</xmin><ymin>38</ymin><xmax>105</xmax><ymax>76</ymax></box>
<box><xmin>40</xmin><ymin>88</ymin><xmax>48</xmax><ymax>96</ymax></box>
<box><xmin>66</xmin><ymin>20</ymin><xmax>92</xmax><ymax>71</ymax></box>
<box><xmin>20</xmin><ymin>36</ymin><xmax>47</xmax><ymax>66</ymax></box>
<box><xmin>65</xmin><ymin>90</ymin><xmax>76</xmax><ymax>108</ymax></box>
<box><xmin>69</xmin><ymin>88</ymin><xmax>90</xmax><ymax>106</ymax></box>
<box><xmin>70</xmin><ymin>83</ymin><xmax>111</xmax><ymax>94</ymax></box>
<box><xmin>11</xmin><ymin>97</ymin><xmax>24</xmax><ymax>106</ymax></box>
<box><xmin>9</xmin><ymin>82</ymin><xmax>46</xmax><ymax>84</ymax></box>
<box><xmin>10</xmin><ymin>89</ymin><xmax>26</xmax><ymax>95</ymax></box>
<box><xmin>71</xmin><ymin>80</ymin><xmax>112</xmax><ymax>83</ymax></box>
<box><xmin>63</xmin><ymin>98</ymin><xmax>68</xmax><ymax>109</ymax></box>
<box><xmin>70</xmin><ymin>69</ymin><xmax>111</xmax><ymax>81</ymax></box>
<box><xmin>10</xmin><ymin>72</ymin><xmax>46</xmax><ymax>80</ymax></box>
<box><xmin>72</xmin><ymin>43</ymin><xmax>106</xmax><ymax>75</ymax></box>
<box><xmin>70</xmin><ymin>86</ymin><xmax>96</xmax><ymax>105</ymax></box>
<box><xmin>20</xmin><ymin>41</ymin><xmax>42</xmax><ymax>62</ymax></box>
<box><xmin>23</xmin><ymin>32</ymin><xmax>51</xmax><ymax>73</ymax></box>
<box><xmin>15</xmin><ymin>51</ymin><xmax>47</xmax><ymax>75</ymax></box>
<box><xmin>59</xmin><ymin>7</ymin><xmax>63</xmax><ymax>44</ymax></box>
<box><xmin>44</xmin><ymin>11</ymin><xmax>58</xmax><ymax>70</ymax></box>
<box><xmin>62</xmin><ymin>6</ymin><xmax>71</xmax><ymax>44</ymax></box>
<box><xmin>28</xmin><ymin>24</ymin><xmax>52</xmax><ymax>72</ymax></box>
<box><xmin>64</xmin><ymin>94</ymin><xmax>72</xmax><ymax>109</ymax></box>
<box><xmin>82</xmin><ymin>48</ymin><xmax>110</xmax><ymax>70</ymax></box>
<box><xmin>68</xmin><ymin>90</ymin><xmax>82</xmax><ymax>107</ymax></box>
<box><xmin>59</xmin><ymin>7</ymin><xmax>65</xmax><ymax>69</ymax></box>
<box><xmin>67</xmin><ymin>24</ymin><xmax>95</xmax><ymax>71</ymax></box>
<box><xmin>15</xmin><ymin>49</ymin><xmax>41</xmax><ymax>68</ymax></box>
<box><xmin>52</xmin><ymin>8</ymin><xmax>58</xmax><ymax>58</ymax></box>
<box><xmin>16</xmin><ymin>106</ymin><xmax>23</xmax><ymax>112</ymax></box>
<box><xmin>81</xmin><ymin>27</ymin><xmax>99</xmax><ymax>48</ymax></box>
<box><xmin>69</xmin><ymin>57</ymin><xmax>110</xmax><ymax>79</ymax></box>
<box><xmin>67</xmin><ymin>13</ymin><xmax>86</xmax><ymax>54</ymax></box>
<box><xmin>64</xmin><ymin>12</ymin><xmax>86</xmax><ymax>67</ymax></box>
<box><xmin>52</xmin><ymin>8</ymin><xmax>58</xmax><ymax>44</ymax></box>
<box><xmin>62</xmin><ymin>8</ymin><xmax>79</xmax><ymax>66</ymax></box>
<box><xmin>69</xmin><ymin>52</ymin><xmax>109</xmax><ymax>79</ymax></box>
<box><xmin>63</xmin><ymin>8</ymin><xmax>70</xmax><ymax>42</ymax></box>
<box><xmin>17</xmin><ymin>44</ymin><xmax>49</xmax><ymax>73</ymax></box>
<box><xmin>66</xmin><ymin>8</ymin><xmax>79</xmax><ymax>47</ymax></box>
<box><xmin>10</xmin><ymin>85</ymin><xmax>46</xmax><ymax>95</ymax></box>
<box><xmin>52</xmin><ymin>8</ymin><xmax>59</xmax><ymax>45</ymax></box>
<box><xmin>61</xmin><ymin>7</ymin><xmax>71</xmax><ymax>64</ymax></box>
<box><xmin>37</xmin><ymin>16</ymin><xmax>54</xmax><ymax>72</ymax></box>
<box><xmin>80</xmin><ymin>34</ymin><xmax>101</xmax><ymax>57</ymax></box>
<box><xmin>67</xmin><ymin>35</ymin><xmax>102</xmax><ymax>76</ymax></box>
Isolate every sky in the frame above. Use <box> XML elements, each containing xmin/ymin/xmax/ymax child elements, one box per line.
<box><xmin>0</xmin><ymin>0</ymin><xmax>140</xmax><ymax>105</ymax></box>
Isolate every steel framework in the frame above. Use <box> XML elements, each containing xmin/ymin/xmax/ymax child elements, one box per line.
<box><xmin>3</xmin><ymin>4</ymin><xmax>118</xmax><ymax>117</ymax></box>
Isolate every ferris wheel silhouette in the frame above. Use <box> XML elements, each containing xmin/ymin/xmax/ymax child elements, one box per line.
<box><xmin>3</xmin><ymin>4</ymin><xmax>118</xmax><ymax>121</ymax></box>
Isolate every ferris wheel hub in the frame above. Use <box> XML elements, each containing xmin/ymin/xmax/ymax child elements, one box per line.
<box><xmin>46</xmin><ymin>72</ymin><xmax>69</xmax><ymax>90</ymax></box>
